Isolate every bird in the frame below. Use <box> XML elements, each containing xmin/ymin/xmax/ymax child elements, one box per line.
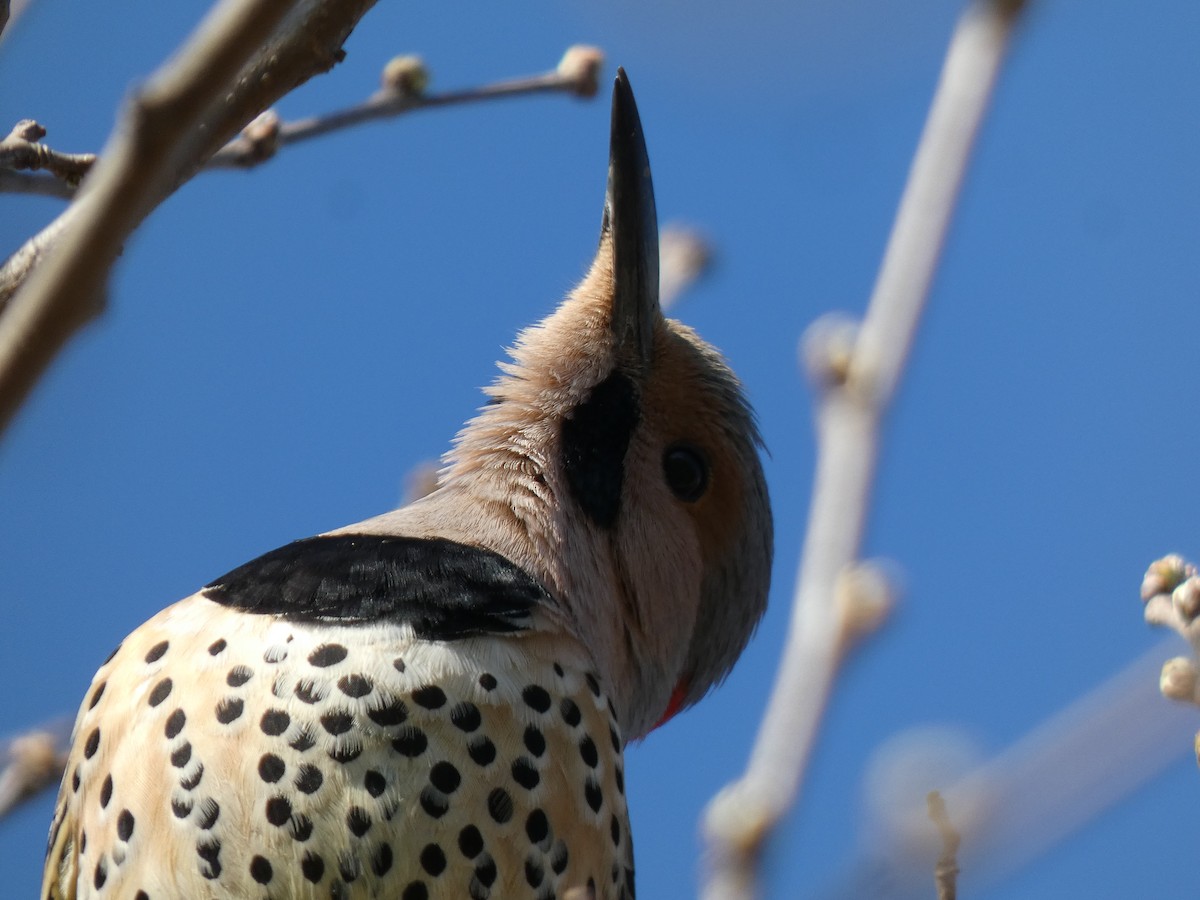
<box><xmin>41</xmin><ymin>69</ymin><xmax>773</xmax><ymax>900</ymax></box>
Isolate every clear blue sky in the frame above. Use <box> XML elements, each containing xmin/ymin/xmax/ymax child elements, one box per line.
<box><xmin>3</xmin><ymin>1</ymin><xmax>1199</xmax><ymax>897</ymax></box>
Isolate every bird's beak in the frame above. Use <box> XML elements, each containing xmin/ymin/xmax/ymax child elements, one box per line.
<box><xmin>602</xmin><ymin>67</ymin><xmax>660</xmax><ymax>372</ymax></box>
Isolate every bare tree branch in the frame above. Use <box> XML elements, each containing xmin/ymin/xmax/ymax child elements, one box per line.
<box><xmin>0</xmin><ymin>120</ymin><xmax>95</xmax><ymax>184</ymax></box>
<box><xmin>0</xmin><ymin>0</ymin><xmax>381</xmax><ymax>437</ymax></box>
<box><xmin>212</xmin><ymin>46</ymin><xmax>603</xmax><ymax>168</ymax></box>
<box><xmin>0</xmin><ymin>719</ymin><xmax>71</xmax><ymax>820</ymax></box>
<box><xmin>927</xmin><ymin>792</ymin><xmax>960</xmax><ymax>900</ymax></box>
<box><xmin>1</xmin><ymin>47</ymin><xmax>604</xmax><ymax>198</ymax></box>
<box><xmin>700</xmin><ymin>2</ymin><xmax>1029</xmax><ymax>897</ymax></box>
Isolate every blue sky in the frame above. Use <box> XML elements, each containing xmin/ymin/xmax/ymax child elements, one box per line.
<box><xmin>2</xmin><ymin>1</ymin><xmax>1199</xmax><ymax>897</ymax></box>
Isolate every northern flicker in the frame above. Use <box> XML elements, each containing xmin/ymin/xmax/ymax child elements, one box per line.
<box><xmin>41</xmin><ymin>70</ymin><xmax>772</xmax><ymax>900</ymax></box>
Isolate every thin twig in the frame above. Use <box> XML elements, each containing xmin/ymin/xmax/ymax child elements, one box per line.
<box><xmin>927</xmin><ymin>792</ymin><xmax>960</xmax><ymax>900</ymax></box>
<box><xmin>0</xmin><ymin>120</ymin><xmax>96</xmax><ymax>184</ymax></box>
<box><xmin>211</xmin><ymin>46</ymin><xmax>603</xmax><ymax>168</ymax></box>
<box><xmin>700</xmin><ymin>2</ymin><xmax>1028</xmax><ymax>898</ymax></box>
<box><xmin>1</xmin><ymin>47</ymin><xmax>603</xmax><ymax>199</ymax></box>
<box><xmin>0</xmin><ymin>0</ymin><xmax>382</xmax><ymax>436</ymax></box>
<box><xmin>825</xmin><ymin>639</ymin><xmax>1192</xmax><ymax>899</ymax></box>
<box><xmin>0</xmin><ymin>719</ymin><xmax>72</xmax><ymax>820</ymax></box>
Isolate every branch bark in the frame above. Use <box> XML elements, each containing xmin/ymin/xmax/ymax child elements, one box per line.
<box><xmin>0</xmin><ymin>0</ymin><xmax>379</xmax><ymax>437</ymax></box>
<box><xmin>700</xmin><ymin>2</ymin><xmax>1029</xmax><ymax>897</ymax></box>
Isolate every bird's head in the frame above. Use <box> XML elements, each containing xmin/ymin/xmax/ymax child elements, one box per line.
<box><xmin>440</xmin><ymin>70</ymin><xmax>772</xmax><ymax>739</ymax></box>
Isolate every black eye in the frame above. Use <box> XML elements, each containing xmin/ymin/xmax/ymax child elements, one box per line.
<box><xmin>663</xmin><ymin>444</ymin><xmax>709</xmax><ymax>502</ymax></box>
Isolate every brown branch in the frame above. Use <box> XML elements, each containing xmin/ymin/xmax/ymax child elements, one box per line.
<box><xmin>0</xmin><ymin>720</ymin><xmax>72</xmax><ymax>820</ymax></box>
<box><xmin>0</xmin><ymin>169</ymin><xmax>75</xmax><ymax>199</ymax></box>
<box><xmin>211</xmin><ymin>46</ymin><xmax>603</xmax><ymax>168</ymax></box>
<box><xmin>0</xmin><ymin>120</ymin><xmax>96</xmax><ymax>185</ymax></box>
<box><xmin>927</xmin><ymin>791</ymin><xmax>961</xmax><ymax>900</ymax></box>
<box><xmin>0</xmin><ymin>0</ymin><xmax>380</xmax><ymax>437</ymax></box>
<box><xmin>2</xmin><ymin>47</ymin><xmax>604</xmax><ymax>199</ymax></box>
<box><xmin>700</xmin><ymin>2</ymin><xmax>1029</xmax><ymax>897</ymax></box>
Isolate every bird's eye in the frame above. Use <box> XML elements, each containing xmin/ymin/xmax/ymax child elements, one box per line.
<box><xmin>663</xmin><ymin>444</ymin><xmax>709</xmax><ymax>502</ymax></box>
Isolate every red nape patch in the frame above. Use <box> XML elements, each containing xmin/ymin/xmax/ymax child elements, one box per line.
<box><xmin>652</xmin><ymin>680</ymin><xmax>689</xmax><ymax>731</ymax></box>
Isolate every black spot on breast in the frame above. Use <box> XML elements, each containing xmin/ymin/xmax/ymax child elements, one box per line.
<box><xmin>216</xmin><ymin>697</ymin><xmax>243</xmax><ymax>724</ymax></box>
<box><xmin>265</xmin><ymin>796</ymin><xmax>292</xmax><ymax>826</ymax></box>
<box><xmin>258</xmin><ymin>754</ymin><xmax>286</xmax><ymax>783</ymax></box>
<box><xmin>196</xmin><ymin>836</ymin><xmax>221</xmax><ymax>879</ymax></box>
<box><xmin>328</xmin><ymin>742</ymin><xmax>362</xmax><ymax>764</ymax></box>
<box><xmin>522</xmin><ymin>684</ymin><xmax>551</xmax><ymax>713</ymax></box>
<box><xmin>478</xmin><ymin>673</ymin><xmax>497</xmax><ymax>691</ymax></box>
<box><xmin>295</xmin><ymin>680</ymin><xmax>324</xmax><ymax>704</ymax></box>
<box><xmin>290</xmin><ymin>727</ymin><xmax>316</xmax><ymax>752</ymax></box>
<box><xmin>208</xmin><ymin>639</ymin><xmax>227</xmax><ymax>655</ymax></box>
<box><xmin>144</xmin><ymin>641</ymin><xmax>169</xmax><ymax>664</ymax></box>
<box><xmin>363</xmin><ymin>770</ymin><xmax>385</xmax><ymax>797</ymax></box>
<box><xmin>148</xmin><ymin>678</ymin><xmax>172</xmax><ymax>707</ymax></box>
<box><xmin>321</xmin><ymin>710</ymin><xmax>355</xmax><ymax>735</ymax></box>
<box><xmin>308</xmin><ymin>644</ymin><xmax>348</xmax><ymax>667</ymax></box>
<box><xmin>580</xmin><ymin>735</ymin><xmax>599</xmax><ymax>768</ymax></box>
<box><xmin>611</xmin><ymin>814</ymin><xmax>622</xmax><ymax>846</ymax></box>
<box><xmin>172</xmin><ymin>797</ymin><xmax>192</xmax><ymax>818</ymax></box>
<box><xmin>458</xmin><ymin>825</ymin><xmax>483</xmax><ymax>858</ymax></box>
<box><xmin>171</xmin><ymin>742</ymin><xmax>193</xmax><ymax>768</ymax></box>
<box><xmin>88</xmin><ymin>682</ymin><xmax>106</xmax><ymax>709</ymax></box>
<box><xmin>585</xmin><ymin>778</ymin><xmax>603</xmax><ymax>813</ymax></box>
<box><xmin>373</xmin><ymin>842</ymin><xmax>394</xmax><ymax>876</ymax></box>
<box><xmin>560</xmin><ymin>371</ymin><xmax>640</xmax><ymax>528</ymax></box>
<box><xmin>197</xmin><ymin>798</ymin><xmax>220</xmax><ymax>830</ymax></box>
<box><xmin>117</xmin><ymin>810</ymin><xmax>135</xmax><ymax>841</ymax></box>
<box><xmin>420</xmin><ymin>843</ymin><xmax>447</xmax><ymax>876</ymax></box>
<box><xmin>525</xmin><ymin>857</ymin><xmax>545</xmax><ymax>888</ymax></box>
<box><xmin>260</xmin><ymin>709</ymin><xmax>290</xmax><ymax>735</ymax></box>
<box><xmin>450</xmin><ymin>702</ymin><xmax>482</xmax><ymax>732</ymax></box>
<box><xmin>474</xmin><ymin>854</ymin><xmax>497</xmax><ymax>886</ymax></box>
<box><xmin>203</xmin><ymin>536</ymin><xmax>551</xmax><ymax>637</ymax></box>
<box><xmin>181</xmin><ymin>763</ymin><xmax>205</xmax><ymax>790</ymax></box>
<box><xmin>511</xmin><ymin>758</ymin><xmax>539</xmax><ymax>790</ymax></box>
<box><xmin>412</xmin><ymin>685</ymin><xmax>447</xmax><ymax>709</ymax></box>
<box><xmin>250</xmin><ymin>855</ymin><xmax>273</xmax><ymax>884</ymax></box>
<box><xmin>550</xmin><ymin>840</ymin><xmax>569</xmax><ymax>874</ymax></box>
<box><xmin>402</xmin><ymin>882</ymin><xmax>429</xmax><ymax>900</ymax></box>
<box><xmin>419</xmin><ymin>787</ymin><xmax>449</xmax><ymax>819</ymax></box>
<box><xmin>525</xmin><ymin>809</ymin><xmax>549</xmax><ymax>845</ymax></box>
<box><xmin>346</xmin><ymin>806</ymin><xmax>372</xmax><ymax>837</ymax></box>
<box><xmin>392</xmin><ymin>726</ymin><xmax>427</xmax><ymax>757</ymax></box>
<box><xmin>467</xmin><ymin>736</ymin><xmax>496</xmax><ymax>767</ymax></box>
<box><xmin>487</xmin><ymin>788</ymin><xmax>513</xmax><ymax>823</ymax></box>
<box><xmin>524</xmin><ymin>726</ymin><xmax>546</xmax><ymax>757</ymax></box>
<box><xmin>290</xmin><ymin>813</ymin><xmax>314</xmax><ymax>842</ymax></box>
<box><xmin>83</xmin><ymin>728</ymin><xmax>100</xmax><ymax>759</ymax></box>
<box><xmin>99</xmin><ymin>774</ymin><xmax>112</xmax><ymax>808</ymax></box>
<box><xmin>295</xmin><ymin>764</ymin><xmax>324</xmax><ymax>794</ymax></box>
<box><xmin>430</xmin><ymin>762</ymin><xmax>461</xmax><ymax>794</ymax></box>
<box><xmin>164</xmin><ymin>710</ymin><xmax>186</xmax><ymax>739</ymax></box>
<box><xmin>226</xmin><ymin>666</ymin><xmax>253</xmax><ymax>687</ymax></box>
<box><xmin>338</xmin><ymin>674</ymin><xmax>373</xmax><ymax>697</ymax></box>
<box><xmin>93</xmin><ymin>859</ymin><xmax>106</xmax><ymax>889</ymax></box>
<box><xmin>302</xmin><ymin>851</ymin><xmax>325</xmax><ymax>883</ymax></box>
<box><xmin>368</xmin><ymin>697</ymin><xmax>407</xmax><ymax>726</ymax></box>
<box><xmin>560</xmin><ymin>698</ymin><xmax>582</xmax><ymax>727</ymax></box>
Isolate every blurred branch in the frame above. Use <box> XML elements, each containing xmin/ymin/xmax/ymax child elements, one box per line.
<box><xmin>824</xmin><ymin>639</ymin><xmax>1194</xmax><ymax>899</ymax></box>
<box><xmin>658</xmin><ymin>225</ymin><xmax>713</xmax><ymax>311</ymax></box>
<box><xmin>0</xmin><ymin>120</ymin><xmax>95</xmax><ymax>186</ymax></box>
<box><xmin>0</xmin><ymin>0</ymin><xmax>380</xmax><ymax>437</ymax></box>
<box><xmin>0</xmin><ymin>719</ymin><xmax>71</xmax><ymax>820</ymax></box>
<box><xmin>927</xmin><ymin>792</ymin><xmax>960</xmax><ymax>900</ymax></box>
<box><xmin>700</xmin><ymin>1</ymin><xmax>1028</xmax><ymax>898</ymax></box>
